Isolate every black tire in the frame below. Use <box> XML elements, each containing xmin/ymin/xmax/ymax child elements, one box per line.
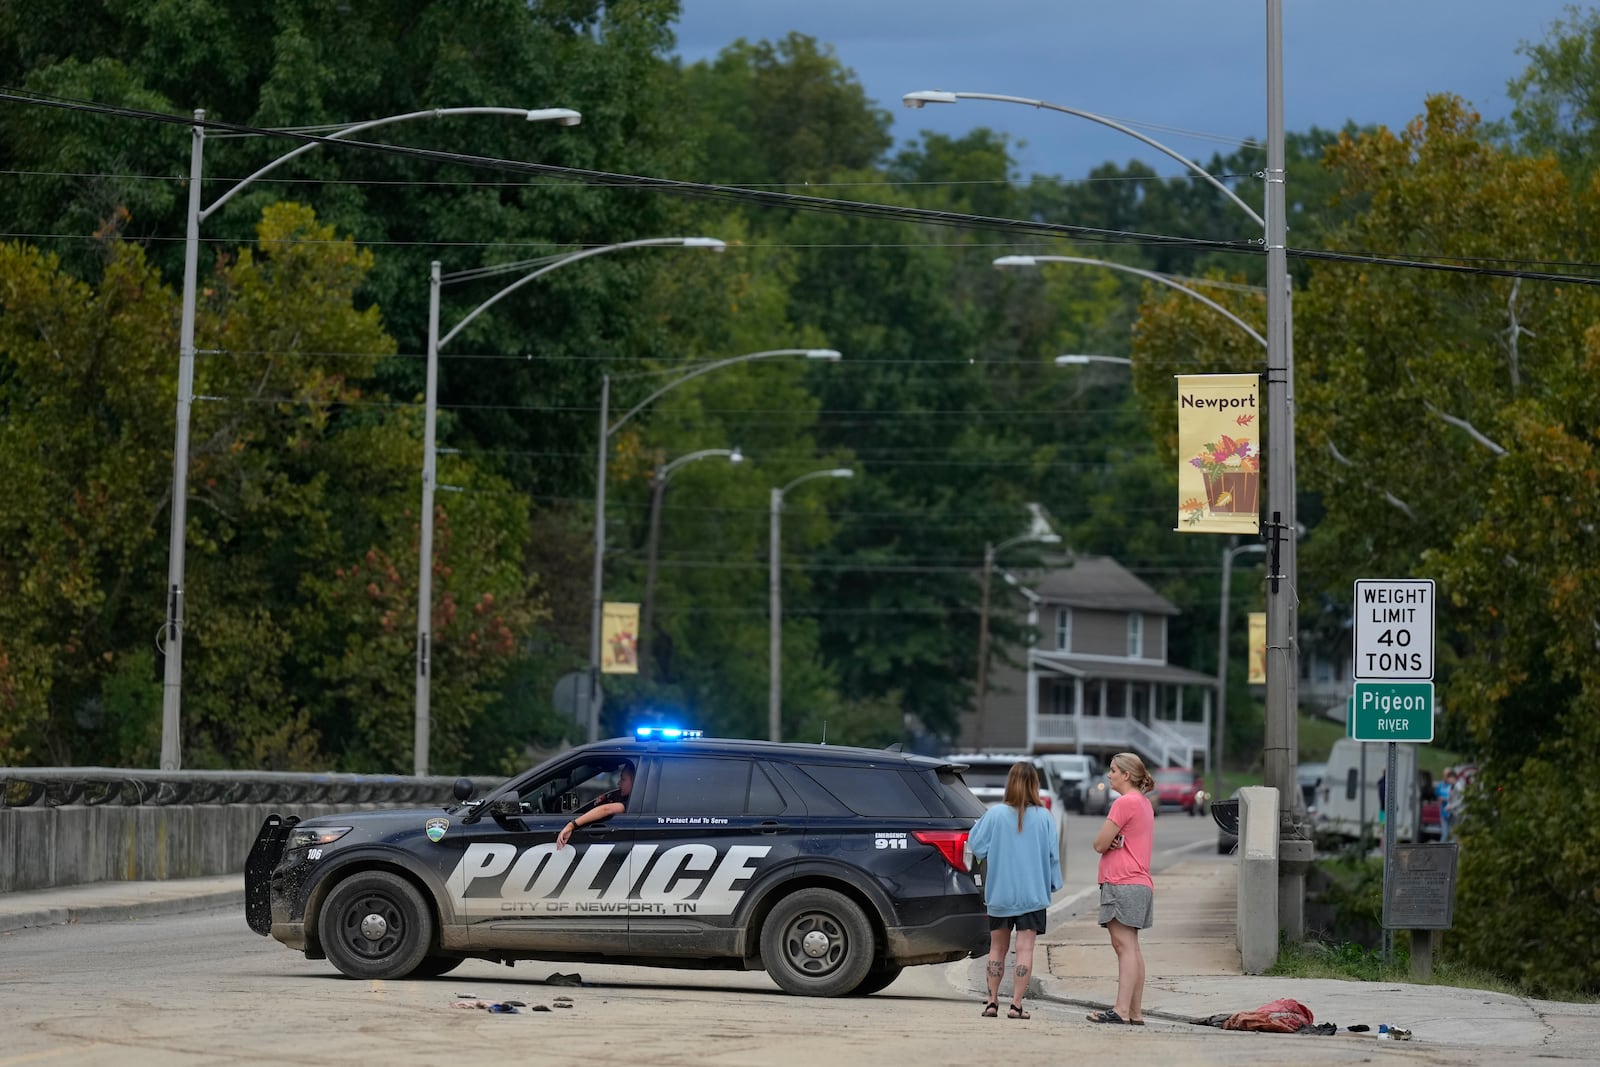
<box><xmin>318</xmin><ymin>871</ymin><xmax>434</xmax><ymax>980</ymax></box>
<box><xmin>406</xmin><ymin>955</ymin><xmax>465</xmax><ymax>979</ymax></box>
<box><xmin>847</xmin><ymin>963</ymin><xmax>904</xmax><ymax>996</ymax></box>
<box><xmin>761</xmin><ymin>888</ymin><xmax>876</xmax><ymax>997</ymax></box>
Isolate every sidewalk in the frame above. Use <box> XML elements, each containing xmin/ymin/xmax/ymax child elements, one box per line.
<box><xmin>0</xmin><ymin>873</ymin><xmax>241</xmax><ymax>933</ymax></box>
<box><xmin>1034</xmin><ymin>857</ymin><xmax>1600</xmax><ymax>1056</ymax></box>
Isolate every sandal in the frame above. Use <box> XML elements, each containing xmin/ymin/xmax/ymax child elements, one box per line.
<box><xmin>1007</xmin><ymin>1004</ymin><xmax>1030</xmax><ymax>1020</ymax></box>
<box><xmin>1087</xmin><ymin>1009</ymin><xmax>1127</xmax><ymax>1024</ymax></box>
<box><xmin>981</xmin><ymin>1001</ymin><xmax>999</xmax><ymax>1018</ymax></box>
<box><xmin>1128</xmin><ymin>1018</ymin><xmax>1147</xmax><ymax>1026</ymax></box>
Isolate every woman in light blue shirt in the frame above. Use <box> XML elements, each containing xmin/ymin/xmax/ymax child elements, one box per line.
<box><xmin>968</xmin><ymin>761</ymin><xmax>1062</xmax><ymax>1020</ymax></box>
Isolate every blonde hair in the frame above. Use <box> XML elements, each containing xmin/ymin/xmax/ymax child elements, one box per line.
<box><xmin>1110</xmin><ymin>752</ymin><xmax>1154</xmax><ymax>794</ymax></box>
<box><xmin>1003</xmin><ymin>761</ymin><xmax>1043</xmax><ymax>831</ymax></box>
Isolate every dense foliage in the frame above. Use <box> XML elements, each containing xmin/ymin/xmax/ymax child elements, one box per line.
<box><xmin>2</xmin><ymin>1</ymin><xmax>1598</xmax><ymax>992</ymax></box>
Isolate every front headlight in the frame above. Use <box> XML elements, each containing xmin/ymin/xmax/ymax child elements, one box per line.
<box><xmin>287</xmin><ymin>825</ymin><xmax>353</xmax><ymax>851</ymax></box>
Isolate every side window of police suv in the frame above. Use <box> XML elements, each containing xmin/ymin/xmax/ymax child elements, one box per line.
<box><xmin>512</xmin><ymin>761</ymin><xmax>622</xmax><ymax>816</ymax></box>
<box><xmin>652</xmin><ymin>757</ymin><xmax>788</xmax><ymax>817</ymax></box>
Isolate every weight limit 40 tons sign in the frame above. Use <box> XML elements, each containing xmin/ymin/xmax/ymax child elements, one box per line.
<box><xmin>1352</xmin><ymin>579</ymin><xmax>1435</xmax><ymax>743</ymax></box>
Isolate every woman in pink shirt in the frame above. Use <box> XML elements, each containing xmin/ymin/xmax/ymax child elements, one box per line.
<box><xmin>1087</xmin><ymin>752</ymin><xmax>1155</xmax><ymax>1025</ymax></box>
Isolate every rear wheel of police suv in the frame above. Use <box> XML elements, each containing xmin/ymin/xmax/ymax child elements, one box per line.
<box><xmin>318</xmin><ymin>871</ymin><xmax>435</xmax><ymax>980</ymax></box>
<box><xmin>847</xmin><ymin>963</ymin><xmax>903</xmax><ymax>996</ymax></box>
<box><xmin>406</xmin><ymin>955</ymin><xmax>465</xmax><ymax>979</ymax></box>
<box><xmin>761</xmin><ymin>888</ymin><xmax>875</xmax><ymax>997</ymax></box>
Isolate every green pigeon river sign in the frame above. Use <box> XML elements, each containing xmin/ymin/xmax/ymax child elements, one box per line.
<box><xmin>1351</xmin><ymin>681</ymin><xmax>1435</xmax><ymax>742</ymax></box>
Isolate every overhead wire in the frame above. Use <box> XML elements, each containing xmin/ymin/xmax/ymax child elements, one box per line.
<box><xmin>5</xmin><ymin>88</ymin><xmax>1600</xmax><ymax>284</ymax></box>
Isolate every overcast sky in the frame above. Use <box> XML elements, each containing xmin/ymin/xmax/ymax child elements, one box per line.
<box><xmin>674</xmin><ymin>1</ymin><xmax>1580</xmax><ymax>179</ymax></box>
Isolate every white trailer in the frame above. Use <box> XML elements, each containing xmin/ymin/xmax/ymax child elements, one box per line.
<box><xmin>1315</xmin><ymin>738</ymin><xmax>1418</xmax><ymax>841</ymax></box>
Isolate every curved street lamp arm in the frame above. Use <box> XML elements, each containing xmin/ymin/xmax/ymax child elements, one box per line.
<box><xmin>438</xmin><ymin>237</ymin><xmax>722</xmax><ymax>349</ymax></box>
<box><xmin>1000</xmin><ymin>255</ymin><xmax>1267</xmax><ymax>350</ymax></box>
<box><xmin>656</xmin><ymin>447</ymin><xmax>741</xmax><ymax>484</ymax></box>
<box><xmin>779</xmin><ymin>467</ymin><xmax>853</xmax><ymax>497</ymax></box>
<box><xmin>200</xmin><ymin>107</ymin><xmax>578</xmax><ymax>222</ymax></box>
<box><xmin>905</xmin><ymin>91</ymin><xmax>1263</xmax><ymax>229</ymax></box>
<box><xmin>611</xmin><ymin>349</ymin><xmax>839</xmax><ymax>435</ymax></box>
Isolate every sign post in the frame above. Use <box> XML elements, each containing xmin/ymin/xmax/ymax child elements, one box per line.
<box><xmin>1353</xmin><ymin>578</ymin><xmax>1438</xmax><ymax>964</ymax></box>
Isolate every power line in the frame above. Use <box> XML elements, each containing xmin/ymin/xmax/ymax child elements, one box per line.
<box><xmin>7</xmin><ymin>89</ymin><xmax>1600</xmax><ymax>285</ymax></box>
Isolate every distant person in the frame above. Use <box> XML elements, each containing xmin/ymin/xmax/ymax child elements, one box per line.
<box><xmin>1376</xmin><ymin>771</ymin><xmax>1387</xmax><ymax>844</ymax></box>
<box><xmin>555</xmin><ymin>761</ymin><xmax>633</xmax><ymax>849</ymax></box>
<box><xmin>1087</xmin><ymin>752</ymin><xmax>1156</xmax><ymax>1026</ymax></box>
<box><xmin>1438</xmin><ymin>770</ymin><xmax>1458</xmax><ymax>842</ymax></box>
<box><xmin>968</xmin><ymin>761</ymin><xmax>1061</xmax><ymax>1020</ymax></box>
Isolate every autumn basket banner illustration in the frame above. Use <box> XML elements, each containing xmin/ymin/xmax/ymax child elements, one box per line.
<box><xmin>601</xmin><ymin>601</ymin><xmax>639</xmax><ymax>674</ymax></box>
<box><xmin>1176</xmin><ymin>373</ymin><xmax>1261</xmax><ymax>534</ymax></box>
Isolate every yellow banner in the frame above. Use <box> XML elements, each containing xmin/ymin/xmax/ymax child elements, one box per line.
<box><xmin>601</xmin><ymin>602</ymin><xmax>640</xmax><ymax>674</ymax></box>
<box><xmin>1177</xmin><ymin>373</ymin><xmax>1261</xmax><ymax>533</ymax></box>
<box><xmin>1248</xmin><ymin>612</ymin><xmax>1267</xmax><ymax>684</ymax></box>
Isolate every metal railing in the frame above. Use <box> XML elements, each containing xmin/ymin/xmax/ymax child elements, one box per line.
<box><xmin>0</xmin><ymin>768</ymin><xmax>507</xmax><ymax>808</ymax></box>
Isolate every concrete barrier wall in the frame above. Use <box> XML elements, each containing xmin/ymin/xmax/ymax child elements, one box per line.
<box><xmin>1236</xmin><ymin>785</ymin><xmax>1280</xmax><ymax>974</ymax></box>
<box><xmin>0</xmin><ymin>803</ymin><xmax>378</xmax><ymax>893</ymax></box>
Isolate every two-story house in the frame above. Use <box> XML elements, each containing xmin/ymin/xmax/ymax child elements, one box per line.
<box><xmin>961</xmin><ymin>555</ymin><xmax>1217</xmax><ymax>771</ymax></box>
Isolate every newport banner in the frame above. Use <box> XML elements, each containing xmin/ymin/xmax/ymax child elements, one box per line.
<box><xmin>601</xmin><ymin>602</ymin><xmax>640</xmax><ymax>674</ymax></box>
<box><xmin>1177</xmin><ymin>373</ymin><xmax>1261</xmax><ymax>533</ymax></box>
<box><xmin>1248</xmin><ymin>611</ymin><xmax>1267</xmax><ymax>684</ymax></box>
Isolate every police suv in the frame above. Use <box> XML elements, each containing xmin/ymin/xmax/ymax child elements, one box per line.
<box><xmin>245</xmin><ymin>730</ymin><xmax>990</xmax><ymax>997</ymax></box>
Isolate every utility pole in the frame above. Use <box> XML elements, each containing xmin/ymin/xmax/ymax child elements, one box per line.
<box><xmin>1264</xmin><ymin>0</ymin><xmax>1310</xmax><ymax>940</ymax></box>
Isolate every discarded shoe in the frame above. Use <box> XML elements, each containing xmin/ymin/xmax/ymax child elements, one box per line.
<box><xmin>501</xmin><ymin>1000</ymin><xmax>527</xmax><ymax>1008</ymax></box>
<box><xmin>531</xmin><ymin>1005</ymin><xmax>552</xmax><ymax>1012</ymax></box>
<box><xmin>487</xmin><ymin>1003</ymin><xmax>519</xmax><ymax>1014</ymax></box>
<box><xmin>553</xmin><ymin>1001</ymin><xmax>574</xmax><ymax>1009</ymax></box>
<box><xmin>1347</xmin><ymin>1024</ymin><xmax>1370</xmax><ymax>1033</ymax></box>
<box><xmin>1390</xmin><ymin>1027</ymin><xmax>1412</xmax><ymax>1041</ymax></box>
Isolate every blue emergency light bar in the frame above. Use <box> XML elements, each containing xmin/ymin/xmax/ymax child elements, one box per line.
<box><xmin>633</xmin><ymin>726</ymin><xmax>703</xmax><ymax>741</ymax></box>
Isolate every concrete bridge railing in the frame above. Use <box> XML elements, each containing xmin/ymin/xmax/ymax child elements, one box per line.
<box><xmin>0</xmin><ymin>768</ymin><xmax>505</xmax><ymax>894</ymax></box>
<box><xmin>1235</xmin><ymin>785</ymin><xmax>1281</xmax><ymax>974</ymax></box>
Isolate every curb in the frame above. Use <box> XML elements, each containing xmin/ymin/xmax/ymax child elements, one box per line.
<box><xmin>0</xmin><ymin>888</ymin><xmax>243</xmax><ymax>935</ymax></box>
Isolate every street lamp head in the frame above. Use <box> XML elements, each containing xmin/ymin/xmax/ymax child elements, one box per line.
<box><xmin>829</xmin><ymin>468</ymin><xmax>855</xmax><ymax>479</ymax></box>
<box><xmin>993</xmin><ymin>255</ymin><xmax>1040</xmax><ymax>270</ymax></box>
<box><xmin>729</xmin><ymin>447</ymin><xmax>744</xmax><ymax>464</ymax></box>
<box><xmin>681</xmin><ymin>237</ymin><xmax>728</xmax><ymax>252</ymax></box>
<box><xmin>525</xmin><ymin>108</ymin><xmax>583</xmax><ymax>126</ymax></box>
<box><xmin>805</xmin><ymin>349</ymin><xmax>843</xmax><ymax>361</ymax></box>
<box><xmin>902</xmin><ymin>90</ymin><xmax>959</xmax><ymax>109</ymax></box>
<box><xmin>1054</xmin><ymin>354</ymin><xmax>1133</xmax><ymax>367</ymax></box>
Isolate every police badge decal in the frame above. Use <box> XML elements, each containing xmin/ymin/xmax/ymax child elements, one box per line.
<box><xmin>425</xmin><ymin>818</ymin><xmax>449</xmax><ymax>843</ymax></box>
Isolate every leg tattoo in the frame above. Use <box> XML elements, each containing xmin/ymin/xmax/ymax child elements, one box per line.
<box><xmin>986</xmin><ymin>960</ymin><xmax>1006</xmax><ymax>978</ymax></box>
<box><xmin>1013</xmin><ymin>964</ymin><xmax>1030</xmax><ymax>979</ymax></box>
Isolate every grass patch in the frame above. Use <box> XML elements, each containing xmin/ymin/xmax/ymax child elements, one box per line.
<box><xmin>1268</xmin><ymin>938</ymin><xmax>1596</xmax><ymax>1002</ymax></box>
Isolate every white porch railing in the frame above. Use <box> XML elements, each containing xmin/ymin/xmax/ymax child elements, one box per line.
<box><xmin>1034</xmin><ymin>714</ymin><xmax>1204</xmax><ymax>769</ymax></box>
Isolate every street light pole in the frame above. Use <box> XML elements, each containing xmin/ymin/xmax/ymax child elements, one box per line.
<box><xmin>588</xmin><ymin>349</ymin><xmax>843</xmax><ymax>744</ymax></box>
<box><xmin>414</xmin><ymin>237</ymin><xmax>725</xmax><ymax>776</ymax></box>
<box><xmin>162</xmin><ymin>104</ymin><xmax>580</xmax><ymax>771</ymax></box>
<box><xmin>640</xmin><ymin>448</ymin><xmax>744</xmax><ymax>685</ymax></box>
<box><xmin>924</xmin><ymin>53</ymin><xmax>1305</xmax><ymax>936</ymax></box>
<box><xmin>1216</xmin><ymin>541</ymin><xmax>1267</xmax><ymax>798</ymax></box>
<box><xmin>770</xmin><ymin>468</ymin><xmax>855</xmax><ymax>743</ymax></box>
<box><xmin>974</xmin><ymin>504</ymin><xmax>1060</xmax><ymax>750</ymax></box>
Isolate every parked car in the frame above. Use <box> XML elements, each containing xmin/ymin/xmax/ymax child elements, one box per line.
<box><xmin>1152</xmin><ymin>766</ymin><xmax>1206</xmax><ymax>816</ymax></box>
<box><xmin>246</xmin><ymin>730</ymin><xmax>989</xmax><ymax>996</ymax></box>
<box><xmin>1080</xmin><ymin>772</ymin><xmax>1113</xmax><ymax>816</ymax></box>
<box><xmin>1039</xmin><ymin>753</ymin><xmax>1103</xmax><ymax>813</ymax></box>
<box><xmin>946</xmin><ymin>753</ymin><xmax>1069</xmax><ymax>882</ymax></box>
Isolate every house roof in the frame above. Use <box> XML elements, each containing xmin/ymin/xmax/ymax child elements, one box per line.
<box><xmin>1021</xmin><ymin>555</ymin><xmax>1181</xmax><ymax>616</ymax></box>
<box><xmin>1030</xmin><ymin>651</ymin><xmax>1218</xmax><ymax>689</ymax></box>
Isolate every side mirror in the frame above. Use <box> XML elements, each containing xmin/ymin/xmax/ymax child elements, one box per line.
<box><xmin>490</xmin><ymin>798</ymin><xmax>524</xmax><ymax>818</ymax></box>
<box><xmin>453</xmin><ymin>777</ymin><xmax>475</xmax><ymax>802</ymax></box>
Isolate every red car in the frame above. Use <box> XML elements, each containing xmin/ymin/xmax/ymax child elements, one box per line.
<box><xmin>1153</xmin><ymin>767</ymin><xmax>1207</xmax><ymax>816</ymax></box>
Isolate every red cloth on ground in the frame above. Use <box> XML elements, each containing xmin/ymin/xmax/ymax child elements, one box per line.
<box><xmin>1222</xmin><ymin>998</ymin><xmax>1315</xmax><ymax>1032</ymax></box>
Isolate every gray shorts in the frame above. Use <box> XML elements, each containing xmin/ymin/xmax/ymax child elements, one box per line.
<box><xmin>1097</xmin><ymin>882</ymin><xmax>1154</xmax><ymax>929</ymax></box>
